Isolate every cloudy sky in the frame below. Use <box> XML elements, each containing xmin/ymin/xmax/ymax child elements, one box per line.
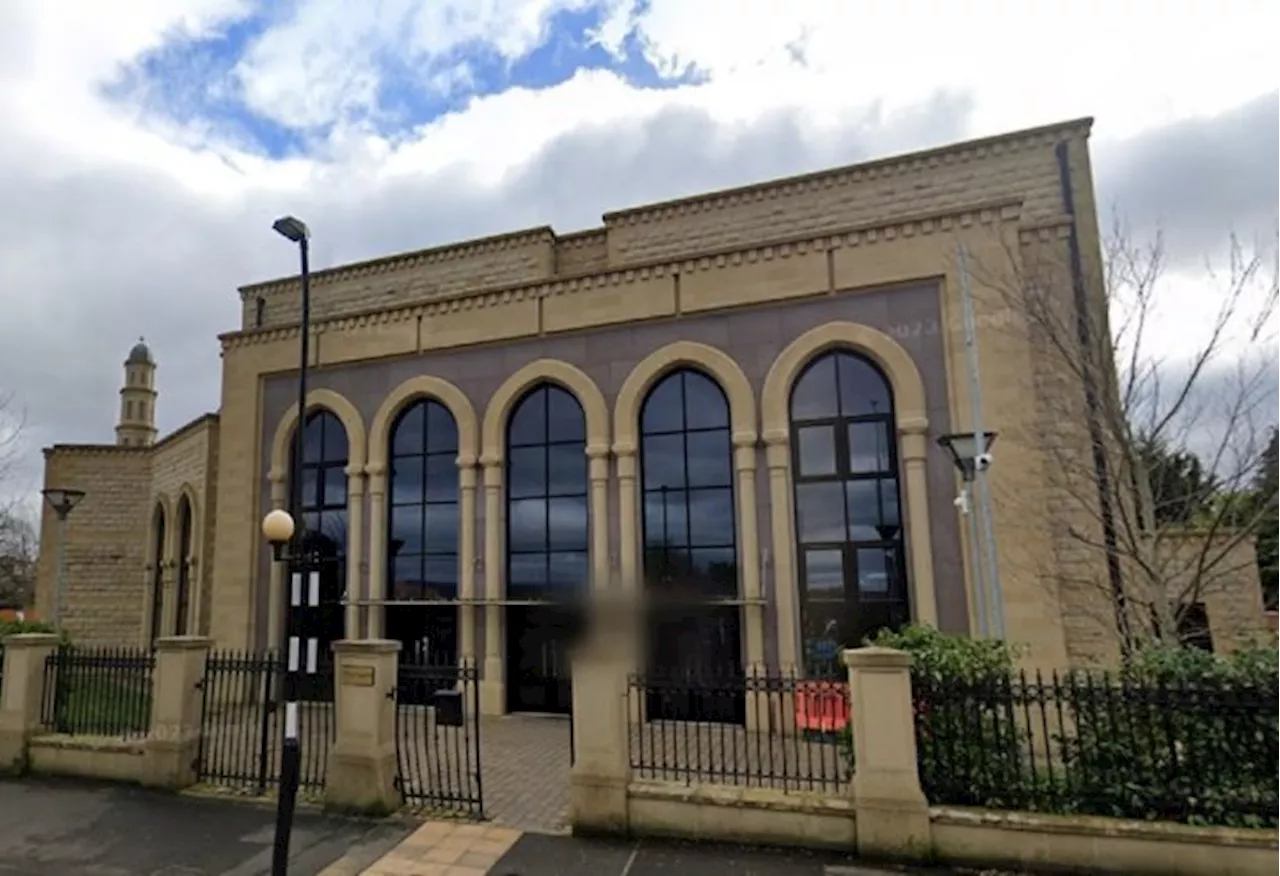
<box><xmin>0</xmin><ymin>0</ymin><xmax>1276</xmax><ymax>513</ymax></box>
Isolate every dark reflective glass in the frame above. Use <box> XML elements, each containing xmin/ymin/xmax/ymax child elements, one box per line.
<box><xmin>845</xmin><ymin>479</ymin><xmax>899</xmax><ymax>541</ymax></box>
<box><xmin>547</xmin><ymin>444</ymin><xmax>587</xmax><ymax>496</ymax></box>
<box><xmin>838</xmin><ymin>353</ymin><xmax>891</xmax><ymax>417</ymax></box>
<box><xmin>508</xmin><ymin>553</ymin><xmax>548</xmax><ymax>595</ymax></box>
<box><xmin>855</xmin><ymin>547</ymin><xmax>896</xmax><ymax>597</ymax></box>
<box><xmin>643</xmin><ymin>489</ymin><xmax>689</xmax><ymax>548</ymax></box>
<box><xmin>391</xmin><ymin>555</ymin><xmax>421</xmax><ymax>597</ymax></box>
<box><xmin>509</xmin><ymin>390</ymin><xmax>547</xmax><ymax>447</ymax></box>
<box><xmin>689</xmin><ymin>548</ymin><xmax>737</xmax><ymax>597</ymax></box>
<box><xmin>641</xmin><ymin>373</ymin><xmax>683</xmax><ymax>434</ymax></box>
<box><xmin>508</xmin><ymin>499</ymin><xmax>548</xmax><ymax>552</ymax></box>
<box><xmin>685</xmin><ymin>431</ymin><xmax>732</xmax><ymax>487</ymax></box>
<box><xmin>683</xmin><ymin>371</ymin><xmax>729</xmax><ymax>430</ymax></box>
<box><xmin>801</xmin><ymin>601</ymin><xmax>847</xmax><ymax>669</ymax></box>
<box><xmin>848</xmin><ymin>421</ymin><xmax>891</xmax><ymax>473</ymax></box>
<box><xmin>423</xmin><ymin>455</ymin><xmax>458</xmax><ymax>502</ymax></box>
<box><xmin>547</xmin><ymin>497</ymin><xmax>589</xmax><ymax>551</ymax></box>
<box><xmin>641</xmin><ymin>434</ymin><xmax>684</xmax><ymax>489</ymax></box>
<box><xmin>391</xmin><ymin>403</ymin><xmax>424</xmax><ymax>456</ymax></box>
<box><xmin>323</xmin><ymin>466</ymin><xmax>347</xmax><ymax>507</ymax></box>
<box><xmin>548</xmin><ymin>551</ymin><xmax>588</xmax><ymax>589</ymax></box>
<box><xmin>507</xmin><ymin>446</ymin><xmax>547</xmax><ymax>499</ymax></box>
<box><xmin>803</xmin><ymin>549</ymin><xmax>845</xmax><ymax>596</ymax></box>
<box><xmin>546</xmin><ymin>386</ymin><xmax>586</xmax><ymax>442</ymax></box>
<box><xmin>301</xmin><ymin>468</ymin><xmax>319</xmax><ymax>508</ymax></box>
<box><xmin>423</xmin><ymin>505</ymin><xmax>459</xmax><ymax>553</ymax></box>
<box><xmin>795</xmin><ymin>482</ymin><xmax>845</xmax><ymax>543</ymax></box>
<box><xmin>688</xmin><ymin>489</ymin><xmax>735</xmax><ymax>547</ymax></box>
<box><xmin>390</xmin><ymin>456</ymin><xmax>423</xmax><ymax>504</ymax></box>
<box><xmin>423</xmin><ymin>558</ymin><xmax>459</xmax><ymax>596</ymax></box>
<box><xmin>425</xmin><ymin>401</ymin><xmax>459</xmax><ymax>452</ymax></box>
<box><xmin>311</xmin><ymin>511</ymin><xmax>348</xmax><ymax>554</ymax></box>
<box><xmin>790</xmin><ymin>355</ymin><xmax>838</xmax><ymax>421</ymax></box>
<box><xmin>390</xmin><ymin>505</ymin><xmax>423</xmax><ymax>553</ymax></box>
<box><xmin>303</xmin><ymin>415</ymin><xmax>325</xmax><ymax>463</ymax></box>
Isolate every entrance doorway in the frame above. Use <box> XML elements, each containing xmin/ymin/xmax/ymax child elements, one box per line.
<box><xmin>646</xmin><ymin>603</ymin><xmax>744</xmax><ymax>724</ymax></box>
<box><xmin>506</xmin><ymin>605</ymin><xmax>574</xmax><ymax>714</ymax></box>
<box><xmin>387</xmin><ymin>604</ymin><xmax>457</xmax><ymax>705</ymax></box>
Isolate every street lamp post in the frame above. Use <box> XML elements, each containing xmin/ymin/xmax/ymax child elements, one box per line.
<box><xmin>41</xmin><ymin>487</ymin><xmax>86</xmax><ymax>634</ymax></box>
<box><xmin>267</xmin><ymin>214</ymin><xmax>312</xmax><ymax>876</ymax></box>
<box><xmin>937</xmin><ymin>431</ymin><xmax>998</xmax><ymax>637</ymax></box>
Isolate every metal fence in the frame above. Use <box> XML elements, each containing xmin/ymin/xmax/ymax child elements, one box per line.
<box><xmin>41</xmin><ymin>645</ymin><xmax>154</xmax><ymax>738</ymax></box>
<box><xmin>626</xmin><ymin>669</ymin><xmax>852</xmax><ymax>794</ymax></box>
<box><xmin>196</xmin><ymin>650</ymin><xmax>333</xmax><ymax>794</ymax></box>
<box><xmin>912</xmin><ymin>669</ymin><xmax>1280</xmax><ymax>828</ymax></box>
<box><xmin>394</xmin><ymin>656</ymin><xmax>483</xmax><ymax>816</ymax></box>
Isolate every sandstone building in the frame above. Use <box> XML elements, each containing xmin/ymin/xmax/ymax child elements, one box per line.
<box><xmin>34</xmin><ymin>118</ymin><xmax>1267</xmax><ymax>716</ymax></box>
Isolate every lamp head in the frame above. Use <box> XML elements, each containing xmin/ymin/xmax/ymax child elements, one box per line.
<box><xmin>261</xmin><ymin>509</ymin><xmax>296</xmax><ymax>546</ymax></box>
<box><xmin>271</xmin><ymin>215</ymin><xmax>310</xmax><ymax>243</ymax></box>
<box><xmin>41</xmin><ymin>487</ymin><xmax>86</xmax><ymax>519</ymax></box>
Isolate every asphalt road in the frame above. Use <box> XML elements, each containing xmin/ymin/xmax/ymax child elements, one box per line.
<box><xmin>0</xmin><ymin>776</ymin><xmax>413</xmax><ymax>876</ymax></box>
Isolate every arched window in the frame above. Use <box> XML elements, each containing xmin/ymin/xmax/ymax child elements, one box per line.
<box><xmin>790</xmin><ymin>350</ymin><xmax>907</xmax><ymax>674</ymax></box>
<box><xmin>504</xmin><ymin>384</ymin><xmax>587</xmax><ymax>713</ymax></box>
<box><xmin>149</xmin><ymin>505</ymin><xmax>166</xmax><ymax>645</ymax></box>
<box><xmin>388</xmin><ymin>399</ymin><xmax>460</xmax><ymax>665</ymax></box>
<box><xmin>174</xmin><ymin>496</ymin><xmax>193</xmax><ymax>635</ymax></box>
<box><xmin>639</xmin><ymin>369</ymin><xmax>741</xmax><ymax>687</ymax></box>
<box><xmin>289</xmin><ymin>409</ymin><xmax>349</xmax><ymax>686</ymax></box>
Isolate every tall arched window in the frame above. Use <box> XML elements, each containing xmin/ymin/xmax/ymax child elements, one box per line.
<box><xmin>290</xmin><ymin>409</ymin><xmax>349</xmax><ymax>691</ymax></box>
<box><xmin>505</xmin><ymin>383</ymin><xmax>587</xmax><ymax>713</ymax></box>
<box><xmin>640</xmin><ymin>369</ymin><xmax>742</xmax><ymax>696</ymax></box>
<box><xmin>388</xmin><ymin>398</ymin><xmax>460</xmax><ymax>665</ymax></box>
<box><xmin>149</xmin><ymin>505</ymin><xmax>166</xmax><ymax>645</ymax></box>
<box><xmin>790</xmin><ymin>350</ymin><xmax>907</xmax><ymax>674</ymax></box>
<box><xmin>174</xmin><ymin>496</ymin><xmax>193</xmax><ymax>636</ymax></box>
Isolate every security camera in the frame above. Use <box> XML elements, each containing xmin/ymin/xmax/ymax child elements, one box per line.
<box><xmin>953</xmin><ymin>492</ymin><xmax>970</xmax><ymax>514</ymax></box>
<box><xmin>974</xmin><ymin>452</ymin><xmax>994</xmax><ymax>472</ymax></box>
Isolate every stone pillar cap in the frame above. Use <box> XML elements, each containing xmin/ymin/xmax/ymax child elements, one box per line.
<box><xmin>154</xmin><ymin>636</ymin><xmax>215</xmax><ymax>651</ymax></box>
<box><xmin>332</xmin><ymin>638</ymin><xmax>402</xmax><ymax>654</ymax></box>
<box><xmin>842</xmin><ymin>645</ymin><xmax>913</xmax><ymax>669</ymax></box>
<box><xmin>0</xmin><ymin>632</ymin><xmax>61</xmax><ymax>647</ymax></box>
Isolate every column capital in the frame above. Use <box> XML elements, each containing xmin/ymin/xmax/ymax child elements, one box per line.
<box><xmin>611</xmin><ymin>441</ymin><xmax>636</xmax><ymax>458</ymax></box>
<box><xmin>456</xmin><ymin>453</ymin><xmax>478</xmax><ymax>469</ymax></box>
<box><xmin>268</xmin><ymin>469</ymin><xmax>287</xmax><ymax>486</ymax></box>
<box><xmin>364</xmin><ymin>462</ymin><xmax>387</xmax><ymax>478</ymax></box>
<box><xmin>479</xmin><ymin>453</ymin><xmax>502</xmax><ymax>469</ymax></box>
<box><xmin>586</xmin><ymin>444</ymin><xmax>612</xmax><ymax>459</ymax></box>
<box><xmin>732</xmin><ymin>431</ymin><xmax>759</xmax><ymax>449</ymax></box>
<box><xmin>344</xmin><ymin>464</ymin><xmax>366</xmax><ymax>478</ymax></box>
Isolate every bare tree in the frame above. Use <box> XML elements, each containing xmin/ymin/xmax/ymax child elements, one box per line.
<box><xmin>0</xmin><ymin>504</ymin><xmax>36</xmax><ymax>608</ymax></box>
<box><xmin>977</xmin><ymin>218</ymin><xmax>1279</xmax><ymax>654</ymax></box>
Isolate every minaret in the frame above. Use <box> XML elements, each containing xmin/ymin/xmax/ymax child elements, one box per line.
<box><xmin>115</xmin><ymin>338</ymin><xmax>158</xmax><ymax>447</ymax></box>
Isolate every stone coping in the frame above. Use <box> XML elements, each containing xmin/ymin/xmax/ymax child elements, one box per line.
<box><xmin>930</xmin><ymin>805</ymin><xmax>1279</xmax><ymax>848</ymax></box>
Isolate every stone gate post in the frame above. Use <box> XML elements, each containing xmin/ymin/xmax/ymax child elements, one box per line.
<box><xmin>325</xmin><ymin>639</ymin><xmax>402</xmax><ymax>815</ymax></box>
<box><xmin>145</xmin><ymin>636</ymin><xmax>213</xmax><ymax>788</ymax></box>
<box><xmin>0</xmin><ymin>633</ymin><xmax>61</xmax><ymax>773</ymax></box>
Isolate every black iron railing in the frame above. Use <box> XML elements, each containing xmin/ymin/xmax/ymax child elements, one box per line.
<box><xmin>42</xmin><ymin>645</ymin><xmax>154</xmax><ymax>737</ymax></box>
<box><xmin>912</xmin><ymin>669</ymin><xmax>1280</xmax><ymax>828</ymax></box>
<box><xmin>394</xmin><ymin>655</ymin><xmax>483</xmax><ymax>816</ymax></box>
<box><xmin>627</xmin><ymin>668</ymin><xmax>852</xmax><ymax>794</ymax></box>
<box><xmin>195</xmin><ymin>650</ymin><xmax>333</xmax><ymax>794</ymax></box>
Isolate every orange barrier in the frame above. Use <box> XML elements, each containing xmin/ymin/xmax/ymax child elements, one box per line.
<box><xmin>794</xmin><ymin>680</ymin><xmax>850</xmax><ymax>733</ymax></box>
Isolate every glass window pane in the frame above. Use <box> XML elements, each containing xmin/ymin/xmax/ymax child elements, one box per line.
<box><xmin>425</xmin><ymin>401</ymin><xmax>458</xmax><ymax>453</ymax></box>
<box><xmin>390</xmin><ymin>505</ymin><xmax>423</xmax><ymax>554</ymax></box>
<box><xmin>302</xmin><ymin>414</ymin><xmax>325</xmax><ymax>463</ymax></box>
<box><xmin>802</xmin><ymin>601</ymin><xmax>849</xmax><ymax>672</ymax></box>
<box><xmin>846</xmin><ymin>479</ymin><xmax>900</xmax><ymax>541</ymax></box>
<box><xmin>546</xmin><ymin>386</ymin><xmax>585</xmax><ymax>442</ymax></box>
<box><xmin>507</xmin><ymin>446</ymin><xmax>547</xmax><ymax>499</ymax></box>
<box><xmin>683</xmin><ymin>371</ymin><xmax>729</xmax><ymax>430</ymax></box>
<box><xmin>392</xmin><ymin>403</ymin><xmax>425</xmax><ymax>456</ymax></box>
<box><xmin>802</xmin><ymin>548</ymin><xmax>845</xmax><ymax>597</ymax></box>
<box><xmin>838</xmin><ymin>353</ymin><xmax>891</xmax><ymax>418</ymax></box>
<box><xmin>795</xmin><ymin>482</ymin><xmax>846</xmax><ymax>543</ymax></box>
<box><xmin>301</xmin><ymin>468</ymin><xmax>319</xmax><ymax>509</ymax></box>
<box><xmin>688</xmin><ymin>488</ymin><xmax>735</xmax><ymax>547</ymax></box>
<box><xmin>423</xmin><ymin>557</ymin><xmax>458</xmax><ymax>598</ymax></box>
<box><xmin>641</xmin><ymin>374</ymin><xmax>683</xmax><ymax>434</ymax></box>
<box><xmin>791</xmin><ymin>355</ymin><xmax>838</xmax><ymax>421</ymax></box>
<box><xmin>855</xmin><ymin>547</ymin><xmax>897</xmax><ymax>598</ymax></box>
<box><xmin>547</xmin><ymin>443</ymin><xmax>587</xmax><ymax>496</ymax></box>
<box><xmin>547</xmin><ymin>497</ymin><xmax>588</xmax><ymax>551</ymax></box>
<box><xmin>509</xmin><ymin>389</ymin><xmax>547</xmax><ymax>447</ymax></box>
<box><xmin>848</xmin><ymin>421</ymin><xmax>891</xmax><ymax>473</ymax></box>
<box><xmin>641</xmin><ymin>434</ymin><xmax>685</xmax><ymax>490</ymax></box>
<box><xmin>685</xmin><ymin>431</ymin><xmax>732</xmax><ymax>488</ymax></box>
<box><xmin>322</xmin><ymin>465</ymin><xmax>347</xmax><ymax>508</ymax></box>
<box><xmin>644</xmin><ymin>489</ymin><xmax>689</xmax><ymax>548</ymax></box>
<box><xmin>390</xmin><ymin>456</ymin><xmax>423</xmax><ymax>505</ymax></box>
<box><xmin>423</xmin><ymin>505</ymin><xmax>459</xmax><ymax>553</ymax></box>
<box><xmin>390</xmin><ymin>553</ymin><xmax>422</xmax><ymax>599</ymax></box>
<box><xmin>424</xmin><ymin>454</ymin><xmax>458</xmax><ymax>503</ymax></box>
<box><xmin>508</xmin><ymin>553</ymin><xmax>547</xmax><ymax>599</ymax></box>
<box><xmin>547</xmin><ymin>552</ymin><xmax>588</xmax><ymax>591</ymax></box>
<box><xmin>689</xmin><ymin>548</ymin><xmax>737</xmax><ymax>598</ymax></box>
<box><xmin>796</xmin><ymin>425</ymin><xmax>836</xmax><ymax>477</ymax></box>
<box><xmin>321</xmin><ymin>511</ymin><xmax>349</xmax><ymax>555</ymax></box>
<box><xmin>508</xmin><ymin>498</ymin><xmax>547</xmax><ymax>552</ymax></box>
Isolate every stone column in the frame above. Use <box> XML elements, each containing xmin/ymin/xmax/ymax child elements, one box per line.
<box><xmin>765</xmin><ymin>431</ymin><xmax>801</xmax><ymax>672</ymax></box>
<box><xmin>267</xmin><ymin>472</ymin><xmax>288</xmax><ymax>650</ymax></box>
<box><xmin>159</xmin><ymin>561</ymin><xmax>178</xmax><ymax>639</ymax></box>
<box><xmin>568</xmin><ymin>599</ymin><xmax>634</xmax><ymax>837</ymax></box>
<box><xmin>614</xmin><ymin>444</ymin><xmax>638</xmax><ymax>592</ymax></box>
<box><xmin>480</xmin><ymin>455</ymin><xmax>505</xmax><ymax>715</ymax></box>
<box><xmin>734</xmin><ymin>436</ymin><xmax>764</xmax><ymax>669</ymax></box>
<box><xmin>345</xmin><ymin>465</ymin><xmax>366</xmax><ymax>639</ymax></box>
<box><xmin>457</xmin><ymin>459</ymin><xmax>478</xmax><ymax>667</ymax></box>
<box><xmin>325</xmin><ymin>639</ymin><xmax>403</xmax><ymax>815</ymax></box>
<box><xmin>144</xmin><ymin>636</ymin><xmax>213</xmax><ymax>789</ymax></box>
<box><xmin>898</xmin><ymin>420</ymin><xmax>937</xmax><ymax>627</ymax></box>
<box><xmin>365</xmin><ymin>464</ymin><xmax>387</xmax><ymax>640</ymax></box>
<box><xmin>843</xmin><ymin>646</ymin><xmax>931</xmax><ymax>860</ymax></box>
<box><xmin>587</xmin><ymin>445</ymin><xmax>611</xmax><ymax>591</ymax></box>
<box><xmin>0</xmin><ymin>634</ymin><xmax>61</xmax><ymax>773</ymax></box>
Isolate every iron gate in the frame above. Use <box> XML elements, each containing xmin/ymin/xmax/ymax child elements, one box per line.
<box><xmin>394</xmin><ymin>656</ymin><xmax>483</xmax><ymax>816</ymax></box>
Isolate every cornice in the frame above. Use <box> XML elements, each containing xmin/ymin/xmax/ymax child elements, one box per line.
<box><xmin>239</xmin><ymin>226</ymin><xmax>557</xmax><ymax>300</ymax></box>
<box><xmin>151</xmin><ymin>412</ymin><xmax>220</xmax><ymax>453</ymax></box>
<box><xmin>44</xmin><ymin>443</ymin><xmax>151</xmax><ymax>458</ymax></box>
<box><xmin>220</xmin><ymin>198</ymin><xmax>1022</xmax><ymax>354</ymax></box>
<box><xmin>602</xmin><ymin>118</ymin><xmax>1093</xmax><ymax>228</ymax></box>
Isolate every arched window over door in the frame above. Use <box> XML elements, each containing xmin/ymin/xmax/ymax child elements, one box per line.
<box><xmin>639</xmin><ymin>368</ymin><xmax>743</xmax><ymax>720</ymax></box>
<box><xmin>790</xmin><ymin>350</ymin><xmax>907</xmax><ymax>675</ymax></box>
<box><xmin>505</xmin><ymin>383</ymin><xmax>587</xmax><ymax>714</ymax></box>
<box><xmin>290</xmin><ymin>409</ymin><xmax>350</xmax><ymax>698</ymax></box>
<box><xmin>388</xmin><ymin>398</ymin><xmax>460</xmax><ymax>669</ymax></box>
<box><xmin>149</xmin><ymin>505</ymin><xmax>166</xmax><ymax>645</ymax></box>
<box><xmin>174</xmin><ymin>496</ymin><xmax>193</xmax><ymax>635</ymax></box>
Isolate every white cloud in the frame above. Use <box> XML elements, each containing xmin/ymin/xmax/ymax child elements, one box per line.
<box><xmin>0</xmin><ymin>0</ymin><xmax>1275</xmax><ymax>515</ymax></box>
